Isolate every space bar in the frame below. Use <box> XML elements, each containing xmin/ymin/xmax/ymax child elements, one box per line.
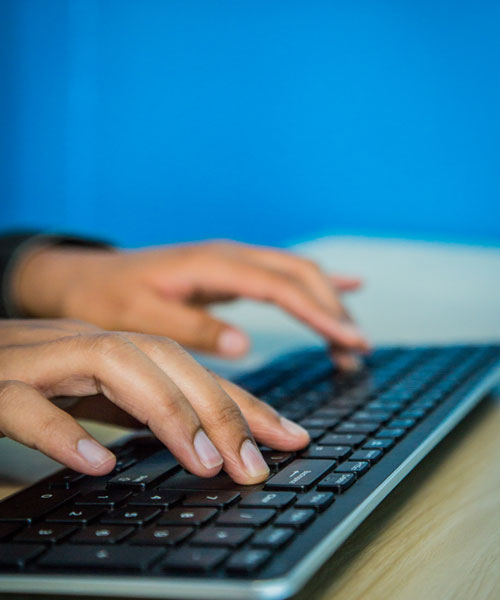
<box><xmin>107</xmin><ymin>450</ymin><xmax>179</xmax><ymax>489</ymax></box>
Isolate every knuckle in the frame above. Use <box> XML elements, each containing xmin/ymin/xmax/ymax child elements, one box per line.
<box><xmin>61</xmin><ymin>318</ymin><xmax>101</xmax><ymax>332</ymax></box>
<box><xmin>156</xmin><ymin>394</ymin><xmax>184</xmax><ymax>423</ymax></box>
<box><xmin>0</xmin><ymin>380</ymin><xmax>27</xmax><ymax>407</ymax></box>
<box><xmin>128</xmin><ymin>333</ymin><xmax>183</xmax><ymax>359</ymax></box>
<box><xmin>213</xmin><ymin>400</ymin><xmax>246</xmax><ymax>431</ymax></box>
<box><xmin>161</xmin><ymin>337</ymin><xmax>184</xmax><ymax>353</ymax></box>
<box><xmin>38</xmin><ymin>413</ymin><xmax>69</xmax><ymax>441</ymax></box>
<box><xmin>86</xmin><ymin>332</ymin><xmax>132</xmax><ymax>357</ymax></box>
<box><xmin>298</xmin><ymin>257</ymin><xmax>321</xmax><ymax>275</ymax></box>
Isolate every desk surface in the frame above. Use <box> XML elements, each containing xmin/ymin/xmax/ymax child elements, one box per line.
<box><xmin>1</xmin><ymin>236</ymin><xmax>499</xmax><ymax>599</ymax></box>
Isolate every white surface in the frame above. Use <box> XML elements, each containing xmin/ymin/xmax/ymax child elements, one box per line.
<box><xmin>1</xmin><ymin>235</ymin><xmax>499</xmax><ymax>483</ymax></box>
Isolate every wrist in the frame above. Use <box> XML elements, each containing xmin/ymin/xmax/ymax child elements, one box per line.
<box><xmin>12</xmin><ymin>245</ymin><xmax>108</xmax><ymax>318</ymax></box>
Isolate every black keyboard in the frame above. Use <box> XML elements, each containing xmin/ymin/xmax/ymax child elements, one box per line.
<box><xmin>1</xmin><ymin>344</ymin><xmax>499</xmax><ymax>599</ymax></box>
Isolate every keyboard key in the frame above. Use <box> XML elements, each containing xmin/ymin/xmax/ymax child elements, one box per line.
<box><xmin>0</xmin><ymin>523</ymin><xmax>22</xmax><ymax>541</ymax></box>
<box><xmin>239</xmin><ymin>491</ymin><xmax>296</xmax><ymax>509</ymax></box>
<box><xmin>129</xmin><ymin>525</ymin><xmax>193</xmax><ymax>546</ymax></box>
<box><xmin>225</xmin><ymin>549</ymin><xmax>271</xmax><ymax>573</ymax></box>
<box><xmin>0</xmin><ymin>543</ymin><xmax>45</xmax><ymax>569</ymax></box>
<box><xmin>367</xmin><ymin>401</ymin><xmax>401</xmax><ymax>413</ymax></box>
<box><xmin>183</xmin><ymin>491</ymin><xmax>240</xmax><ymax>508</ymax></box>
<box><xmin>38</xmin><ymin>544</ymin><xmax>163</xmax><ymax>571</ymax></box>
<box><xmin>14</xmin><ymin>524</ymin><xmax>77</xmax><ymax>544</ymax></box>
<box><xmin>190</xmin><ymin>526</ymin><xmax>253</xmax><ymax>548</ymax></box>
<box><xmin>351</xmin><ymin>410</ymin><xmax>391</xmax><ymax>423</ymax></box>
<box><xmin>127</xmin><ymin>491</ymin><xmax>184</xmax><ymax>507</ymax></box>
<box><xmin>302</xmin><ymin>443</ymin><xmax>349</xmax><ymax>460</ymax></box>
<box><xmin>158</xmin><ymin>507</ymin><xmax>217</xmax><ymax>527</ymax></box>
<box><xmin>261</xmin><ymin>451</ymin><xmax>293</xmax><ymax>471</ymax></box>
<box><xmin>388</xmin><ymin>418</ymin><xmax>416</xmax><ymax>430</ymax></box>
<box><xmin>300</xmin><ymin>417</ymin><xmax>339</xmax><ymax>429</ymax></box>
<box><xmin>162</xmin><ymin>547</ymin><xmax>228</xmax><ymax>572</ymax></box>
<box><xmin>301</xmin><ymin>427</ymin><xmax>327</xmax><ymax>441</ymax></box>
<box><xmin>112</xmin><ymin>457</ymin><xmax>137</xmax><ymax>473</ymax></box>
<box><xmin>376</xmin><ymin>428</ymin><xmax>405</xmax><ymax>440</ymax></box>
<box><xmin>295</xmin><ymin>491</ymin><xmax>335</xmax><ymax>512</ymax></box>
<box><xmin>101</xmin><ymin>507</ymin><xmax>161</xmax><ymax>526</ymax></box>
<box><xmin>362</xmin><ymin>438</ymin><xmax>395</xmax><ymax>451</ymax></box>
<box><xmin>107</xmin><ymin>450</ymin><xmax>179</xmax><ymax>490</ymax></box>
<box><xmin>46</xmin><ymin>506</ymin><xmax>106</xmax><ymax>524</ymax></box>
<box><xmin>75</xmin><ymin>490</ymin><xmax>132</xmax><ymax>507</ymax></box>
<box><xmin>312</xmin><ymin>407</ymin><xmax>351</xmax><ymax>419</ymax></box>
<box><xmin>317</xmin><ymin>473</ymin><xmax>356</xmax><ymax>493</ymax></box>
<box><xmin>274</xmin><ymin>508</ymin><xmax>315</xmax><ymax>529</ymax></box>
<box><xmin>335</xmin><ymin>461</ymin><xmax>370</xmax><ymax>477</ymax></box>
<box><xmin>350</xmin><ymin>449</ymin><xmax>383</xmax><ymax>464</ymax></box>
<box><xmin>399</xmin><ymin>408</ymin><xmax>426</xmax><ymax>420</ymax></box>
<box><xmin>318</xmin><ymin>433</ymin><xmax>366</xmax><ymax>447</ymax></box>
<box><xmin>48</xmin><ymin>470</ymin><xmax>86</xmax><ymax>489</ymax></box>
<box><xmin>334</xmin><ymin>422</ymin><xmax>379</xmax><ymax>435</ymax></box>
<box><xmin>71</xmin><ymin>525</ymin><xmax>134</xmax><ymax>545</ymax></box>
<box><xmin>251</xmin><ymin>527</ymin><xmax>295</xmax><ymax>549</ymax></box>
<box><xmin>159</xmin><ymin>470</ymin><xmax>240</xmax><ymax>491</ymax></box>
<box><xmin>216</xmin><ymin>508</ymin><xmax>275</xmax><ymax>528</ymax></box>
<box><xmin>265</xmin><ymin>459</ymin><xmax>335</xmax><ymax>491</ymax></box>
<box><xmin>0</xmin><ymin>489</ymin><xmax>79</xmax><ymax>523</ymax></box>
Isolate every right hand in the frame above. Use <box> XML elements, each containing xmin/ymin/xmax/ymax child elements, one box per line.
<box><xmin>0</xmin><ymin>319</ymin><xmax>310</xmax><ymax>485</ymax></box>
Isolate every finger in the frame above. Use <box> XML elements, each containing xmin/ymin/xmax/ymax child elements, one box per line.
<box><xmin>213</xmin><ymin>374</ymin><xmax>310</xmax><ymax>451</ymax></box>
<box><xmin>0</xmin><ymin>380</ymin><xmax>116</xmax><ymax>475</ymax></box>
<box><xmin>238</xmin><ymin>246</ymin><xmax>349</xmax><ymax>316</ymax></box>
<box><xmin>117</xmin><ymin>289</ymin><xmax>250</xmax><ymax>358</ymax></box>
<box><xmin>0</xmin><ymin>333</ymin><xmax>223</xmax><ymax>479</ymax></box>
<box><xmin>330</xmin><ymin>348</ymin><xmax>363</xmax><ymax>373</ymax></box>
<box><xmin>329</xmin><ymin>274</ymin><xmax>363</xmax><ymax>292</ymax></box>
<box><xmin>125</xmin><ymin>333</ymin><xmax>271</xmax><ymax>484</ymax></box>
<box><xmin>194</xmin><ymin>259</ymin><xmax>369</xmax><ymax>351</ymax></box>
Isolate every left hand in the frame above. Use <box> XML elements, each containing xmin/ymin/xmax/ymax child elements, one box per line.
<box><xmin>12</xmin><ymin>239</ymin><xmax>369</xmax><ymax>367</ymax></box>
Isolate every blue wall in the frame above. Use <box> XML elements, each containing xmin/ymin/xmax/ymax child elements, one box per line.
<box><xmin>1</xmin><ymin>0</ymin><xmax>499</xmax><ymax>248</ymax></box>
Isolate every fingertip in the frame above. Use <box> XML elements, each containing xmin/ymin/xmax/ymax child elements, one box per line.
<box><xmin>279</xmin><ymin>417</ymin><xmax>310</xmax><ymax>444</ymax></box>
<box><xmin>217</xmin><ymin>329</ymin><xmax>250</xmax><ymax>358</ymax></box>
<box><xmin>239</xmin><ymin>439</ymin><xmax>270</xmax><ymax>481</ymax></box>
<box><xmin>332</xmin><ymin>351</ymin><xmax>362</xmax><ymax>373</ymax></box>
<box><xmin>76</xmin><ymin>438</ymin><xmax>116</xmax><ymax>475</ymax></box>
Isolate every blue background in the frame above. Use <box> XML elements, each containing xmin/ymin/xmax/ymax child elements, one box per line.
<box><xmin>1</xmin><ymin>0</ymin><xmax>499</xmax><ymax>248</ymax></box>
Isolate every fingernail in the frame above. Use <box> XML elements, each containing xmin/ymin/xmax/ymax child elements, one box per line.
<box><xmin>194</xmin><ymin>430</ymin><xmax>224</xmax><ymax>469</ymax></box>
<box><xmin>77</xmin><ymin>439</ymin><xmax>114</xmax><ymax>469</ymax></box>
<box><xmin>280</xmin><ymin>417</ymin><xmax>310</xmax><ymax>439</ymax></box>
<box><xmin>240</xmin><ymin>439</ymin><xmax>270</xmax><ymax>478</ymax></box>
<box><xmin>218</xmin><ymin>329</ymin><xmax>249</xmax><ymax>356</ymax></box>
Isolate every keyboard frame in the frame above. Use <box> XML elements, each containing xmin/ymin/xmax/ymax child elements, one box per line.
<box><xmin>0</xmin><ymin>347</ymin><xmax>499</xmax><ymax>600</ymax></box>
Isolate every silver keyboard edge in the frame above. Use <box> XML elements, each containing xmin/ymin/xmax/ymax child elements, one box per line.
<box><xmin>0</xmin><ymin>364</ymin><xmax>498</xmax><ymax>600</ymax></box>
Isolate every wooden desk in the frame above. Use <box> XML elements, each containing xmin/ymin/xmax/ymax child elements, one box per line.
<box><xmin>1</xmin><ymin>395</ymin><xmax>499</xmax><ymax>600</ymax></box>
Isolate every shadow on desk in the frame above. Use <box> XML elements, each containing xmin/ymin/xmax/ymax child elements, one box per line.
<box><xmin>1</xmin><ymin>395</ymin><xmax>498</xmax><ymax>600</ymax></box>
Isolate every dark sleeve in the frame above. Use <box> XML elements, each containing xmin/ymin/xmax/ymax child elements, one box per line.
<box><xmin>0</xmin><ymin>231</ymin><xmax>113</xmax><ymax>318</ymax></box>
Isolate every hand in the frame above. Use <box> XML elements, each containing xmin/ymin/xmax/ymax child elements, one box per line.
<box><xmin>13</xmin><ymin>240</ymin><xmax>369</xmax><ymax>367</ymax></box>
<box><xmin>0</xmin><ymin>319</ymin><xmax>309</xmax><ymax>483</ymax></box>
